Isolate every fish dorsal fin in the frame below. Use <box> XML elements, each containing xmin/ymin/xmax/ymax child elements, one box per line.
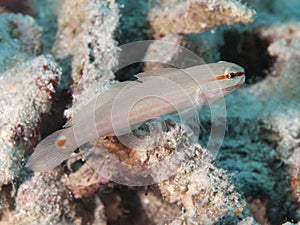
<box><xmin>135</xmin><ymin>67</ymin><xmax>178</xmax><ymax>79</ymax></box>
<box><xmin>63</xmin><ymin>82</ymin><xmax>132</xmax><ymax>127</ymax></box>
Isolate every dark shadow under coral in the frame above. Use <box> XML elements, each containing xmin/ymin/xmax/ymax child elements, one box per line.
<box><xmin>220</xmin><ymin>29</ymin><xmax>275</xmax><ymax>85</ymax></box>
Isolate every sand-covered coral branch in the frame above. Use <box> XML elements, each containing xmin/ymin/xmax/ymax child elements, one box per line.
<box><xmin>149</xmin><ymin>0</ymin><xmax>255</xmax><ymax>38</ymax></box>
<box><xmin>0</xmin><ymin>55</ymin><xmax>61</xmax><ymax>184</ymax></box>
<box><xmin>257</xmin><ymin>23</ymin><xmax>300</xmax><ymax>222</ymax></box>
<box><xmin>143</xmin><ymin>33</ymin><xmax>191</xmax><ymax>71</ymax></box>
<box><xmin>53</xmin><ymin>0</ymin><xmax>120</xmax><ymax>115</ymax></box>
<box><xmin>53</xmin><ymin>0</ymin><xmax>119</xmax><ymax>84</ymax></box>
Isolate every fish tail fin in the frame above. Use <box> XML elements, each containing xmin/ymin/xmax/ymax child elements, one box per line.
<box><xmin>26</xmin><ymin>129</ymin><xmax>73</xmax><ymax>172</ymax></box>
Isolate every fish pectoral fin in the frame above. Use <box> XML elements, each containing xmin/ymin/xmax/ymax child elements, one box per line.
<box><xmin>63</xmin><ymin>119</ymin><xmax>73</xmax><ymax>128</ymax></box>
<box><xmin>173</xmin><ymin>106</ymin><xmax>201</xmax><ymax>143</ymax></box>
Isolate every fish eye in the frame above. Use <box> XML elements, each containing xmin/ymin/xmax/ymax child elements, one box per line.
<box><xmin>229</xmin><ymin>72</ymin><xmax>235</xmax><ymax>78</ymax></box>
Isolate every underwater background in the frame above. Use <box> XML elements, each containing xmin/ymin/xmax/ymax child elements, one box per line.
<box><xmin>0</xmin><ymin>0</ymin><xmax>299</xmax><ymax>224</ymax></box>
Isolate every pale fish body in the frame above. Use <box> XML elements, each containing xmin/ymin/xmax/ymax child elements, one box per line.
<box><xmin>26</xmin><ymin>61</ymin><xmax>245</xmax><ymax>172</ymax></box>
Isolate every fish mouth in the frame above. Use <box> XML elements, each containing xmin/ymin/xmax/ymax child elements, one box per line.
<box><xmin>199</xmin><ymin>75</ymin><xmax>245</xmax><ymax>105</ymax></box>
<box><xmin>221</xmin><ymin>77</ymin><xmax>245</xmax><ymax>93</ymax></box>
